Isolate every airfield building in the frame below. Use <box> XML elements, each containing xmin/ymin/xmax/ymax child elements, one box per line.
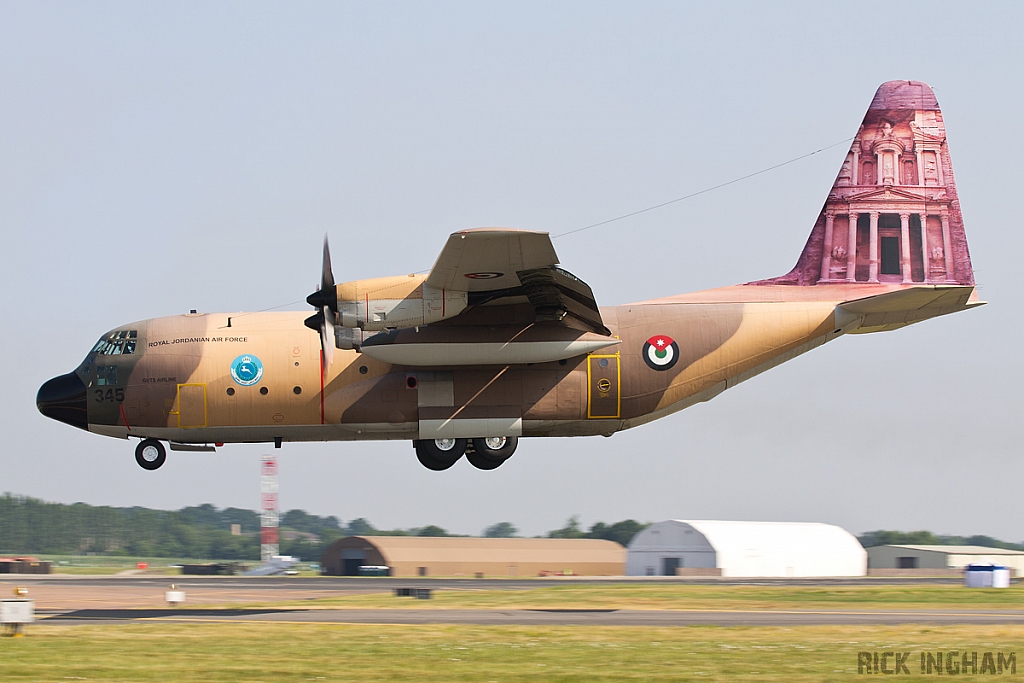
<box><xmin>626</xmin><ymin>520</ymin><xmax>866</xmax><ymax>577</ymax></box>
<box><xmin>866</xmin><ymin>545</ymin><xmax>1024</xmax><ymax>575</ymax></box>
<box><xmin>320</xmin><ymin>536</ymin><xmax>625</xmax><ymax>577</ymax></box>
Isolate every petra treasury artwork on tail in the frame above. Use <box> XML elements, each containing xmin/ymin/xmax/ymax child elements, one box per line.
<box><xmin>38</xmin><ymin>81</ymin><xmax>982</xmax><ymax>472</ymax></box>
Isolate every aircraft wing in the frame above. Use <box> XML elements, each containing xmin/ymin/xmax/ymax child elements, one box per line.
<box><xmin>425</xmin><ymin>229</ymin><xmax>560</xmax><ymax>291</ymax></box>
<box><xmin>425</xmin><ymin>228</ymin><xmax>610</xmax><ymax>336</ymax></box>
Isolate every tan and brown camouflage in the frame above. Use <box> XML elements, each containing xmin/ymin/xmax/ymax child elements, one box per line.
<box><xmin>37</xmin><ymin>81</ymin><xmax>982</xmax><ymax>466</ymax></box>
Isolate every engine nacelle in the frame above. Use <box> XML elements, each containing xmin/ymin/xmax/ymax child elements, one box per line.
<box><xmin>334</xmin><ymin>326</ymin><xmax>365</xmax><ymax>351</ymax></box>
<box><xmin>334</xmin><ymin>274</ymin><xmax>468</xmax><ymax>332</ymax></box>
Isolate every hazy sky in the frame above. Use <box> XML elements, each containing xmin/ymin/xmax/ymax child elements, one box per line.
<box><xmin>2</xmin><ymin>2</ymin><xmax>1022</xmax><ymax>539</ymax></box>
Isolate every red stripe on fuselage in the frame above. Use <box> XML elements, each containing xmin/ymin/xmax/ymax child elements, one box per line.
<box><xmin>119</xmin><ymin>403</ymin><xmax>131</xmax><ymax>431</ymax></box>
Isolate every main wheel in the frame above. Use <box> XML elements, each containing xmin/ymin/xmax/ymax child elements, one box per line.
<box><xmin>414</xmin><ymin>438</ymin><xmax>467</xmax><ymax>471</ymax></box>
<box><xmin>467</xmin><ymin>436</ymin><xmax>517</xmax><ymax>470</ymax></box>
<box><xmin>135</xmin><ymin>439</ymin><xmax>166</xmax><ymax>470</ymax></box>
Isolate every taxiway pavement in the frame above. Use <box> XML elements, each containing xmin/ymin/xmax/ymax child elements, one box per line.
<box><xmin>36</xmin><ymin>607</ymin><xmax>1024</xmax><ymax>627</ymax></box>
<box><xmin>3</xmin><ymin>574</ymin><xmax>1008</xmax><ymax>627</ymax></box>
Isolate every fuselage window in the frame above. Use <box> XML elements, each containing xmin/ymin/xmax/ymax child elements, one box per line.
<box><xmin>96</xmin><ymin>366</ymin><xmax>118</xmax><ymax>386</ymax></box>
<box><xmin>91</xmin><ymin>330</ymin><xmax>138</xmax><ymax>355</ymax></box>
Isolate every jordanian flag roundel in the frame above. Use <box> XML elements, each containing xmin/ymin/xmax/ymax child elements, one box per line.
<box><xmin>643</xmin><ymin>334</ymin><xmax>679</xmax><ymax>371</ymax></box>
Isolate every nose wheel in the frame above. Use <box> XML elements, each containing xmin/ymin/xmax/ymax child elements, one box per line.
<box><xmin>135</xmin><ymin>439</ymin><xmax>166</xmax><ymax>470</ymax></box>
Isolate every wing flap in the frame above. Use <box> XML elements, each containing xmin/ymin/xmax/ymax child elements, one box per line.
<box><xmin>424</xmin><ymin>228</ymin><xmax>611</xmax><ymax>335</ymax></box>
<box><xmin>517</xmin><ymin>266</ymin><xmax>610</xmax><ymax>335</ymax></box>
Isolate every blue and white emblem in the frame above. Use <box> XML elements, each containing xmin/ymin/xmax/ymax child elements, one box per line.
<box><xmin>230</xmin><ymin>354</ymin><xmax>264</xmax><ymax>386</ymax></box>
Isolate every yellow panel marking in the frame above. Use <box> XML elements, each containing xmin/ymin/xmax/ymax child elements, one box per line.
<box><xmin>173</xmin><ymin>383</ymin><xmax>208</xmax><ymax>428</ymax></box>
<box><xmin>587</xmin><ymin>352</ymin><xmax>620</xmax><ymax>419</ymax></box>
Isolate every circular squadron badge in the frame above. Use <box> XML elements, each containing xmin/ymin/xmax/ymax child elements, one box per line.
<box><xmin>642</xmin><ymin>335</ymin><xmax>679</xmax><ymax>371</ymax></box>
<box><xmin>230</xmin><ymin>354</ymin><xmax>264</xmax><ymax>386</ymax></box>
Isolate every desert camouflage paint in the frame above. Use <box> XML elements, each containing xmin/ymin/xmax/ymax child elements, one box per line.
<box><xmin>43</xmin><ymin>81</ymin><xmax>982</xmax><ymax>450</ymax></box>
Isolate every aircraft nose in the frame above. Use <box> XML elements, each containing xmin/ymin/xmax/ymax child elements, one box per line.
<box><xmin>37</xmin><ymin>372</ymin><xmax>89</xmax><ymax>431</ymax></box>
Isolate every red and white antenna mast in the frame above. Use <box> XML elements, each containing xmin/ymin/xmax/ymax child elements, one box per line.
<box><xmin>260</xmin><ymin>455</ymin><xmax>279</xmax><ymax>562</ymax></box>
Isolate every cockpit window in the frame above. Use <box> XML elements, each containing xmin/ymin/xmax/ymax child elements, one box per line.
<box><xmin>96</xmin><ymin>366</ymin><xmax>118</xmax><ymax>386</ymax></box>
<box><xmin>91</xmin><ymin>330</ymin><xmax>138</xmax><ymax>355</ymax></box>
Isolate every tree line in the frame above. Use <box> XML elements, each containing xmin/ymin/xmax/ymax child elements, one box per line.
<box><xmin>8</xmin><ymin>495</ymin><xmax>1021</xmax><ymax>563</ymax></box>
<box><xmin>0</xmin><ymin>495</ymin><xmax>649</xmax><ymax>561</ymax></box>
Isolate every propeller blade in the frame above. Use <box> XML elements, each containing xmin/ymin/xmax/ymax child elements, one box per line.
<box><xmin>307</xmin><ymin>235</ymin><xmax>338</xmax><ymax>374</ymax></box>
<box><xmin>303</xmin><ymin>310</ymin><xmax>324</xmax><ymax>332</ymax></box>
<box><xmin>322</xmin><ymin>235</ymin><xmax>335</xmax><ymax>292</ymax></box>
<box><xmin>321</xmin><ymin>305</ymin><xmax>335</xmax><ymax>368</ymax></box>
<box><xmin>306</xmin><ymin>236</ymin><xmax>338</xmax><ymax>310</ymax></box>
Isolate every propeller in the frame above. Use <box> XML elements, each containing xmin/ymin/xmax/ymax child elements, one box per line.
<box><xmin>304</xmin><ymin>236</ymin><xmax>338</xmax><ymax>371</ymax></box>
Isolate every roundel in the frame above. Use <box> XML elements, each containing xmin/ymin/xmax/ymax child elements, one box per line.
<box><xmin>642</xmin><ymin>335</ymin><xmax>679</xmax><ymax>371</ymax></box>
<box><xmin>230</xmin><ymin>354</ymin><xmax>264</xmax><ymax>386</ymax></box>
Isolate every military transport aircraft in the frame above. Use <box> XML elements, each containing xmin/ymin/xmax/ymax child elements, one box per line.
<box><xmin>37</xmin><ymin>81</ymin><xmax>982</xmax><ymax>471</ymax></box>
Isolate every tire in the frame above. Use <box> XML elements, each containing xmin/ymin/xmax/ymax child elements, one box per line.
<box><xmin>413</xmin><ymin>438</ymin><xmax>467</xmax><ymax>471</ymax></box>
<box><xmin>466</xmin><ymin>451</ymin><xmax>504</xmax><ymax>470</ymax></box>
<box><xmin>135</xmin><ymin>439</ymin><xmax>166</xmax><ymax>470</ymax></box>
<box><xmin>467</xmin><ymin>436</ymin><xmax>517</xmax><ymax>470</ymax></box>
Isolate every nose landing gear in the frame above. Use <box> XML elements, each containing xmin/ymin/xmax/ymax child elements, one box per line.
<box><xmin>135</xmin><ymin>439</ymin><xmax>166</xmax><ymax>470</ymax></box>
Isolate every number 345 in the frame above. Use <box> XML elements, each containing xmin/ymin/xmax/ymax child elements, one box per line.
<box><xmin>94</xmin><ymin>388</ymin><xmax>125</xmax><ymax>403</ymax></box>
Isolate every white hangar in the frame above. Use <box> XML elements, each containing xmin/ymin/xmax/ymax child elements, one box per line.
<box><xmin>626</xmin><ymin>520</ymin><xmax>867</xmax><ymax>577</ymax></box>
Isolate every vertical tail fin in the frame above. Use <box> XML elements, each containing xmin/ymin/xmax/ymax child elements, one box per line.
<box><xmin>751</xmin><ymin>80</ymin><xmax>974</xmax><ymax>287</ymax></box>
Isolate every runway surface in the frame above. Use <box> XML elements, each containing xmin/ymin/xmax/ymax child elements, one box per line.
<box><xmin>35</xmin><ymin>607</ymin><xmax>1024</xmax><ymax>627</ymax></box>
<box><xmin>4</xmin><ymin>574</ymin><xmax>1014</xmax><ymax>627</ymax></box>
<box><xmin>0</xmin><ymin>574</ymin><xmax>968</xmax><ymax>611</ymax></box>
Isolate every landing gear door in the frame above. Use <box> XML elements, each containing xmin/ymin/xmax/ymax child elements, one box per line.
<box><xmin>587</xmin><ymin>354</ymin><xmax>620</xmax><ymax>419</ymax></box>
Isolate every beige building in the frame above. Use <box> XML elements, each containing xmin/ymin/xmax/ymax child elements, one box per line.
<box><xmin>320</xmin><ymin>536</ymin><xmax>625</xmax><ymax>577</ymax></box>
<box><xmin>867</xmin><ymin>545</ymin><xmax>1024</xmax><ymax>575</ymax></box>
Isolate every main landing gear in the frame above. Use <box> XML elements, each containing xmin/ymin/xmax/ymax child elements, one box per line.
<box><xmin>466</xmin><ymin>437</ymin><xmax>517</xmax><ymax>470</ymax></box>
<box><xmin>135</xmin><ymin>439</ymin><xmax>166</xmax><ymax>470</ymax></box>
<box><xmin>413</xmin><ymin>437</ymin><xmax>518</xmax><ymax>471</ymax></box>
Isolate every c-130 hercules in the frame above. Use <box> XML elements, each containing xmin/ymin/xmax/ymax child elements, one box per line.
<box><xmin>38</xmin><ymin>81</ymin><xmax>982</xmax><ymax>471</ymax></box>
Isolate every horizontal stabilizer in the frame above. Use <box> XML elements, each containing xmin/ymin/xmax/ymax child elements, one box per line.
<box><xmin>836</xmin><ymin>285</ymin><xmax>983</xmax><ymax>334</ymax></box>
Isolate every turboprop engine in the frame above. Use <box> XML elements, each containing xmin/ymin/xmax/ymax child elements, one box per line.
<box><xmin>333</xmin><ymin>274</ymin><xmax>468</xmax><ymax>332</ymax></box>
<box><xmin>304</xmin><ymin>238</ymin><xmax>471</xmax><ymax>361</ymax></box>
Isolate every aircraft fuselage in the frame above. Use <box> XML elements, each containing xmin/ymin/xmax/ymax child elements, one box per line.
<box><xmin>41</xmin><ymin>282</ymin><xmax>975</xmax><ymax>448</ymax></box>
<box><xmin>36</xmin><ymin>81</ymin><xmax>983</xmax><ymax>471</ymax></box>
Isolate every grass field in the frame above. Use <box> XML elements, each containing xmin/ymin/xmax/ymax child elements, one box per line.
<box><xmin>198</xmin><ymin>582</ymin><xmax>1024</xmax><ymax>612</ymax></box>
<box><xmin>2</xmin><ymin>623</ymin><xmax>1021</xmax><ymax>682</ymax></box>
